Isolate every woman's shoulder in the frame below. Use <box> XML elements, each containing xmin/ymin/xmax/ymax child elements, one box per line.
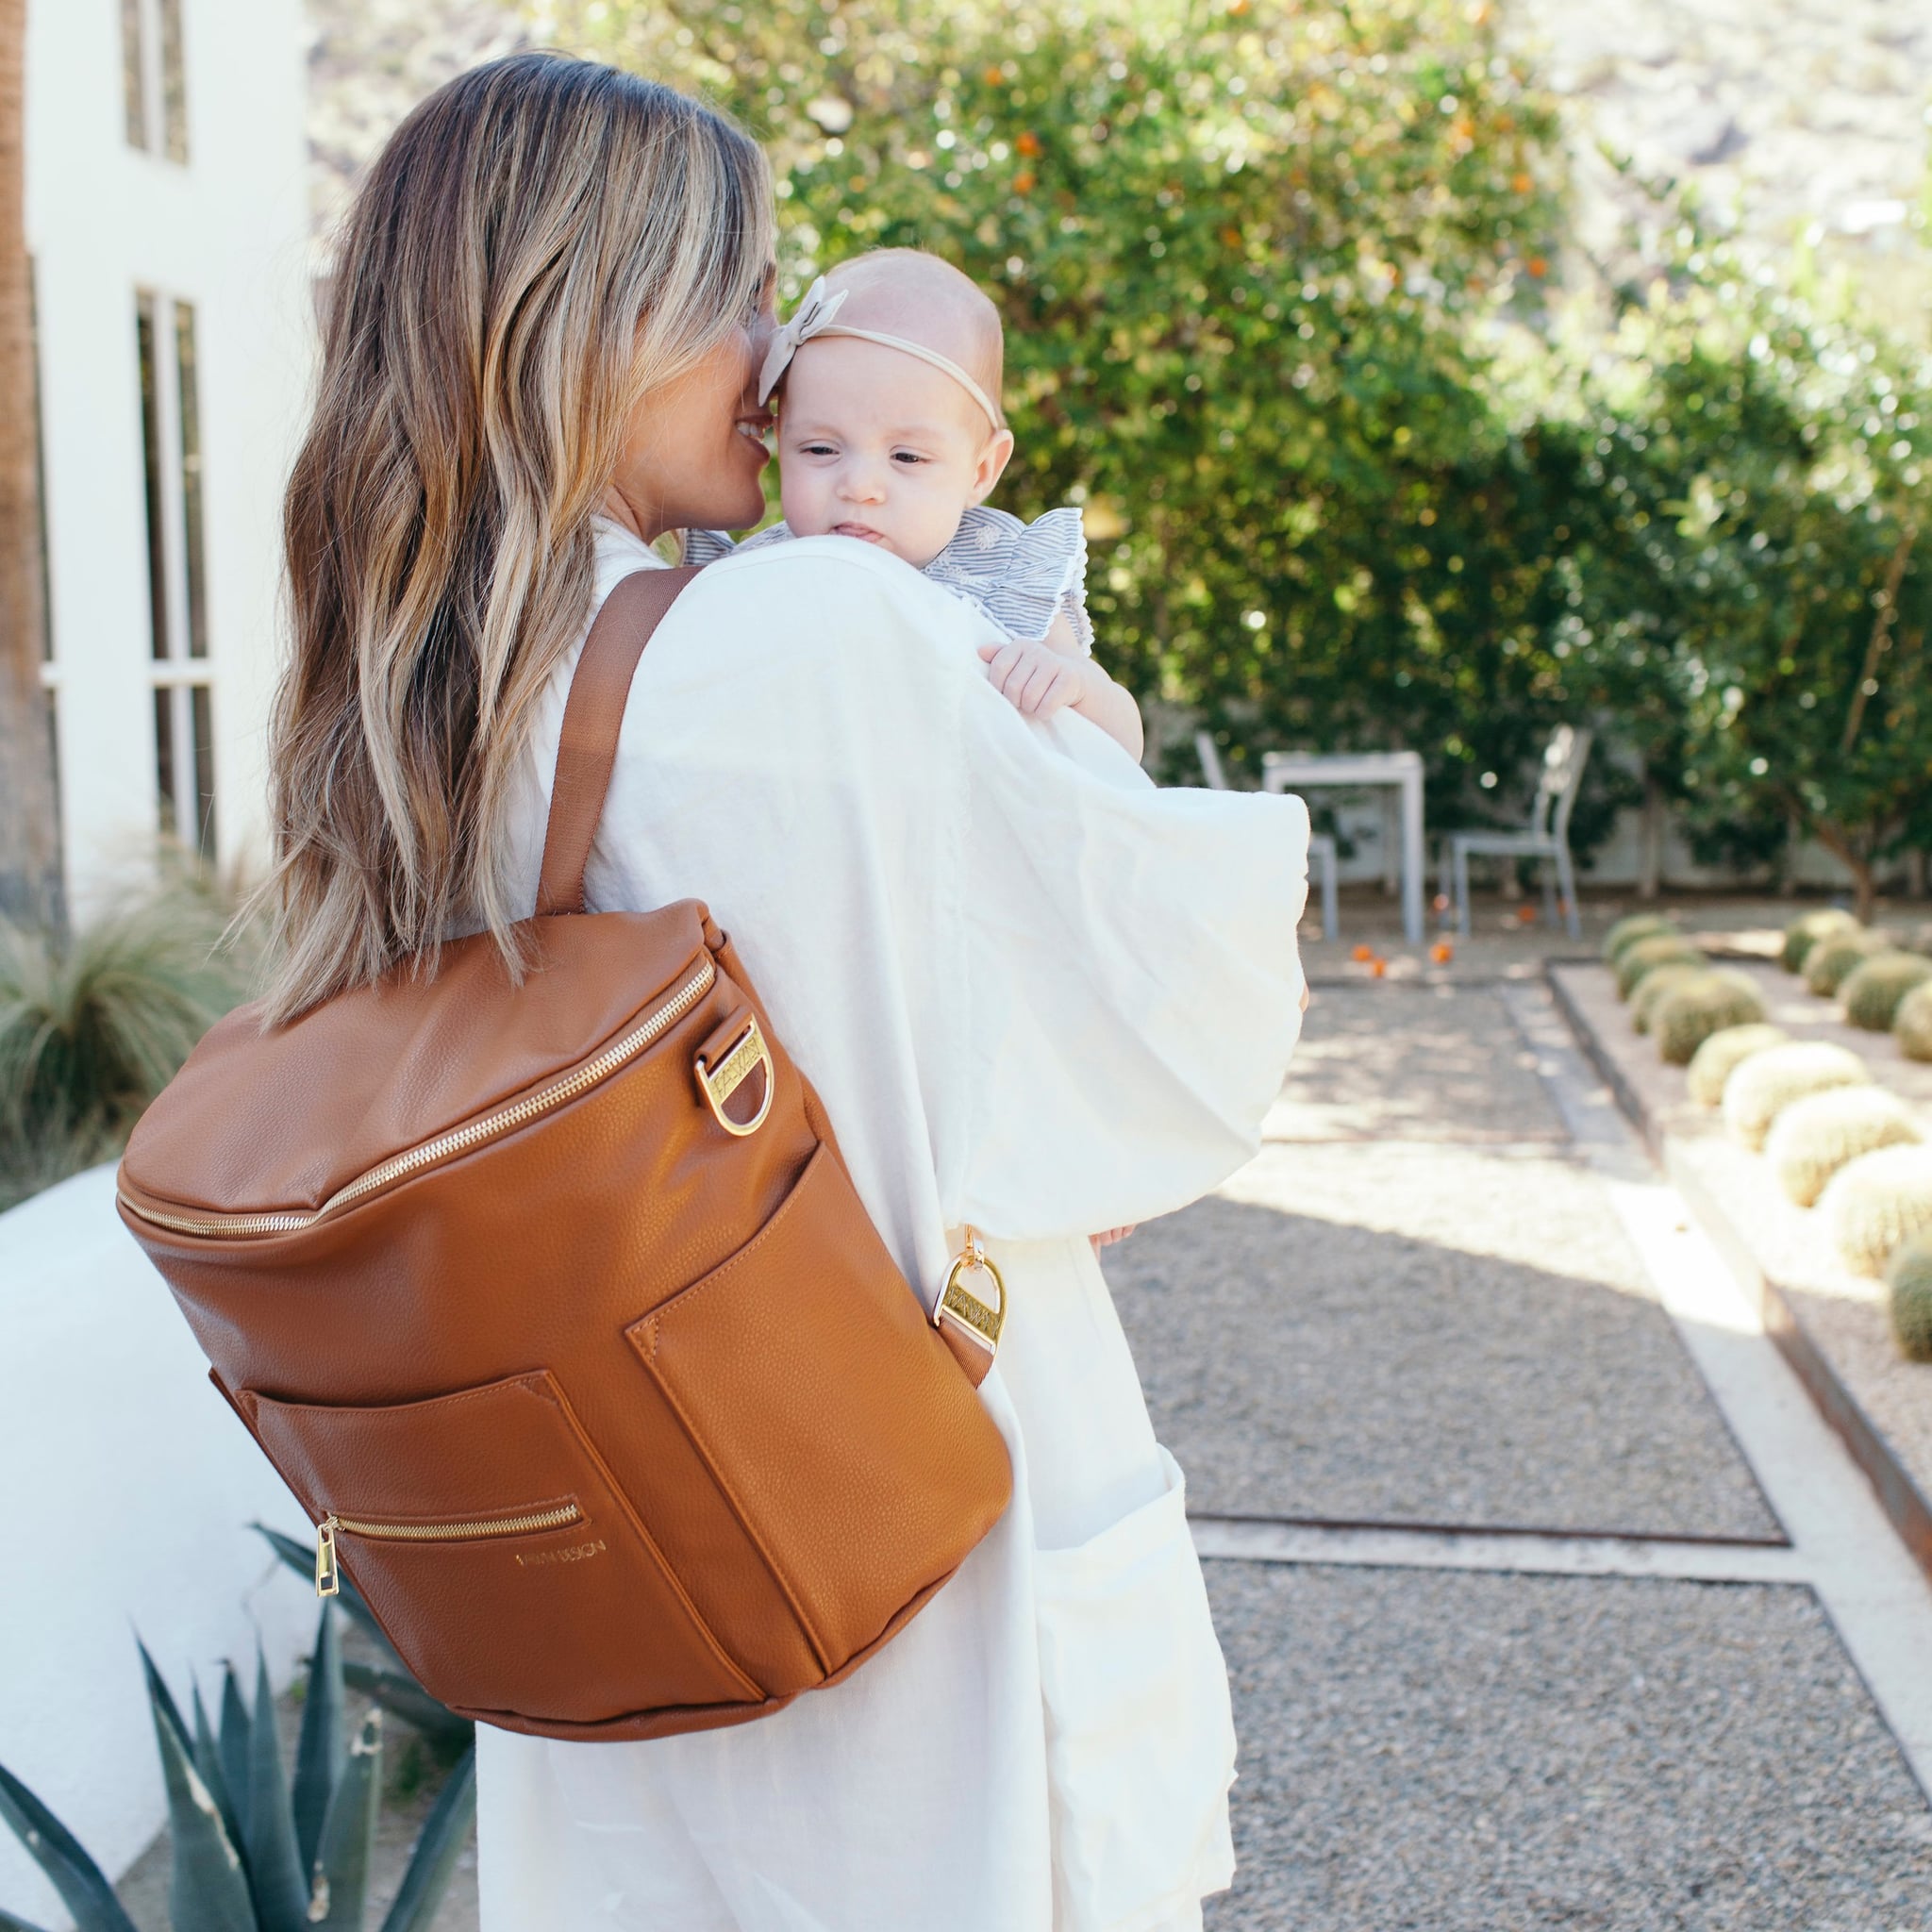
<box><xmin>676</xmin><ymin>534</ymin><xmax>999</xmax><ymax>662</ymax></box>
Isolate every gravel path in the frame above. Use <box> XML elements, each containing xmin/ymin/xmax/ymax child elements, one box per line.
<box><xmin>1261</xmin><ymin>986</ymin><xmax>1567</xmax><ymax>1145</ymax></box>
<box><xmin>1108</xmin><ymin>984</ymin><xmax>1780</xmax><ymax>1537</ymax></box>
<box><xmin>1204</xmin><ymin>1563</ymin><xmax>1932</xmax><ymax>1932</ymax></box>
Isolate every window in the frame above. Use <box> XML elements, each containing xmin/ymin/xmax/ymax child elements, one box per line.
<box><xmin>121</xmin><ymin>0</ymin><xmax>189</xmax><ymax>163</ymax></box>
<box><xmin>137</xmin><ymin>289</ymin><xmax>216</xmax><ymax>858</ymax></box>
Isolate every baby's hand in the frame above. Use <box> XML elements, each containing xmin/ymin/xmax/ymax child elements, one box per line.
<box><xmin>1090</xmin><ymin>1225</ymin><xmax>1136</xmax><ymax>1254</ymax></box>
<box><xmin>977</xmin><ymin>637</ymin><xmax>1090</xmax><ymax>720</ymax></box>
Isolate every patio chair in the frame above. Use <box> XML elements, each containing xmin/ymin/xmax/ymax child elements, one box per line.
<box><xmin>1439</xmin><ymin>724</ymin><xmax>1593</xmax><ymax>939</ymax></box>
<box><xmin>1195</xmin><ymin>731</ymin><xmax>1340</xmax><ymax>939</ymax></box>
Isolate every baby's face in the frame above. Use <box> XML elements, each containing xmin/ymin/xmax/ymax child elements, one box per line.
<box><xmin>775</xmin><ymin>337</ymin><xmax>1002</xmax><ymax>569</ymax></box>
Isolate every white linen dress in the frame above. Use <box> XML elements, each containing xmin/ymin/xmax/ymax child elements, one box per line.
<box><xmin>476</xmin><ymin>518</ymin><xmax>1311</xmax><ymax>1932</ymax></box>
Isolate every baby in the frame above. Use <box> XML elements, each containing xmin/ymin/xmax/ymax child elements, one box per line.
<box><xmin>686</xmin><ymin>248</ymin><xmax>1143</xmax><ymax>761</ymax></box>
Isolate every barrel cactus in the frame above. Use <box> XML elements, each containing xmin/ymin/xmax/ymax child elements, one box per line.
<box><xmin>1632</xmin><ymin>962</ymin><xmax>1708</xmax><ymax>1035</ymax></box>
<box><xmin>1616</xmin><ymin>934</ymin><xmax>1705</xmax><ymax>1001</ymax></box>
<box><xmin>1821</xmin><ymin>1143</ymin><xmax>1932</xmax><ymax>1276</ymax></box>
<box><xmin>1687</xmin><ymin>1024</ymin><xmax>1790</xmax><ymax>1108</ymax></box>
<box><xmin>1885</xmin><ymin>1233</ymin><xmax>1932</xmax><ymax>1363</ymax></box>
<box><xmin>1896</xmin><ymin>982</ymin><xmax>1932</xmax><ymax>1063</ymax></box>
<box><xmin>1839</xmin><ymin>951</ymin><xmax>1932</xmax><ymax>1032</ymax></box>
<box><xmin>1764</xmin><ymin>1087</ymin><xmax>1924</xmax><ymax>1208</ymax></box>
<box><xmin>1605</xmin><ymin>913</ymin><xmax>1677</xmax><ymax>963</ymax></box>
<box><xmin>1654</xmin><ymin>973</ymin><xmax>1769</xmax><ymax>1065</ymax></box>
<box><xmin>1723</xmin><ymin>1041</ymin><xmax>1872</xmax><ymax>1151</ymax></box>
<box><xmin>1803</xmin><ymin>929</ymin><xmax>1888</xmax><ymax>997</ymax></box>
<box><xmin>1780</xmin><ymin>908</ymin><xmax>1861</xmax><ymax>973</ymax></box>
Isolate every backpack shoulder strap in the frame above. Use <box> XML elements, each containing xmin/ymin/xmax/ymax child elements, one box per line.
<box><xmin>536</xmin><ymin>565</ymin><xmax>703</xmax><ymax>917</ymax></box>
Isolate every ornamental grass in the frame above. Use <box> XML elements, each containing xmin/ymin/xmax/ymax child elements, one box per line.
<box><xmin>0</xmin><ymin>871</ymin><xmax>257</xmax><ymax>1211</ymax></box>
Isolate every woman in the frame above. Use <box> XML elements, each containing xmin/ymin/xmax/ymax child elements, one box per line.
<box><xmin>266</xmin><ymin>51</ymin><xmax>1309</xmax><ymax>1932</ymax></box>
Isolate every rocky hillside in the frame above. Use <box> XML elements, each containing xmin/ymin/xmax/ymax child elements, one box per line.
<box><xmin>305</xmin><ymin>0</ymin><xmax>1932</xmax><ymax>313</ymax></box>
<box><xmin>1501</xmin><ymin>0</ymin><xmax>1932</xmax><ymax>322</ymax></box>
<box><xmin>306</xmin><ymin>0</ymin><xmax>530</xmax><ymax>242</ymax></box>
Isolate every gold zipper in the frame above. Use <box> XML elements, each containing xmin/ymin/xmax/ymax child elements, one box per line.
<box><xmin>122</xmin><ymin>957</ymin><xmax>717</xmax><ymax>1241</ymax></box>
<box><xmin>315</xmin><ymin>1502</ymin><xmax>583</xmax><ymax>1597</ymax></box>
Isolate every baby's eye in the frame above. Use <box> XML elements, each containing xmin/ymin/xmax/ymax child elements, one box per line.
<box><xmin>892</xmin><ymin>451</ymin><xmax>928</xmax><ymax>466</ymax></box>
<box><xmin>798</xmin><ymin>442</ymin><xmax>839</xmax><ymax>457</ymax></box>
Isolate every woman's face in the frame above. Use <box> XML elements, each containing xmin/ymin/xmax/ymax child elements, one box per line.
<box><xmin>603</xmin><ymin>270</ymin><xmax>778</xmax><ymax>541</ymax></box>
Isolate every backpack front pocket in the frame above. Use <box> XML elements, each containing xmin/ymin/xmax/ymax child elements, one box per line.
<box><xmin>239</xmin><ymin>1369</ymin><xmax>762</xmax><ymax>1725</ymax></box>
<box><xmin>628</xmin><ymin>1142</ymin><xmax>1012</xmax><ymax>1675</ymax></box>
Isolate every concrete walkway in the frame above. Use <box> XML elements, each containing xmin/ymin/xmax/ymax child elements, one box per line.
<box><xmin>1106</xmin><ymin>916</ymin><xmax>1932</xmax><ymax>1930</ymax></box>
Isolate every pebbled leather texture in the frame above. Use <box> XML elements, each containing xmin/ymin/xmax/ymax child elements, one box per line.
<box><xmin>117</xmin><ymin>569</ymin><xmax>1013</xmax><ymax>1740</ymax></box>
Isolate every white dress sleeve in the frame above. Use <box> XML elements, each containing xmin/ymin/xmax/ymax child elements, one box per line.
<box><xmin>945</xmin><ymin>616</ymin><xmax>1307</xmax><ymax>1238</ymax></box>
<box><xmin>571</xmin><ymin>538</ymin><xmax>1307</xmax><ymax>1252</ymax></box>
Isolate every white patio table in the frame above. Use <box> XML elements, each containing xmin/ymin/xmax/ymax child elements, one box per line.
<box><xmin>1261</xmin><ymin>748</ymin><xmax>1426</xmax><ymax>943</ymax></box>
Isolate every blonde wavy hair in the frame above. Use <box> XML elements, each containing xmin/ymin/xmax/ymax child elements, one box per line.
<box><xmin>258</xmin><ymin>52</ymin><xmax>774</xmax><ymax>1024</ymax></box>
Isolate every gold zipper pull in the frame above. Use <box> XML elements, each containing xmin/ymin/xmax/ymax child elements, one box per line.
<box><xmin>315</xmin><ymin>1515</ymin><xmax>341</xmax><ymax>1598</ymax></box>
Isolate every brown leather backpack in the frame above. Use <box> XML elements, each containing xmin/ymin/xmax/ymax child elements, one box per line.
<box><xmin>116</xmin><ymin>567</ymin><xmax>1013</xmax><ymax>1742</ymax></box>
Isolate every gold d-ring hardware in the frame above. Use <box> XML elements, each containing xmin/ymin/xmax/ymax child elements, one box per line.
<box><xmin>695</xmin><ymin>1017</ymin><xmax>775</xmax><ymax>1137</ymax></box>
<box><xmin>932</xmin><ymin>1224</ymin><xmax>1007</xmax><ymax>1361</ymax></box>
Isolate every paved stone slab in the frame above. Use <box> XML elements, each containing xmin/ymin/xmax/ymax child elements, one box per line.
<box><xmin>1266</xmin><ymin>987</ymin><xmax>1567</xmax><ymax>1145</ymax></box>
<box><xmin>1107</xmin><ymin>1143</ymin><xmax>1779</xmax><ymax>1538</ymax></box>
<box><xmin>1204</xmin><ymin>1563</ymin><xmax>1932</xmax><ymax>1932</ymax></box>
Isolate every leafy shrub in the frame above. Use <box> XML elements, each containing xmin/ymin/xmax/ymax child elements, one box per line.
<box><xmin>1654</xmin><ymin>974</ymin><xmax>1768</xmax><ymax>1066</ymax></box>
<box><xmin>1896</xmin><ymin>982</ymin><xmax>1932</xmax><ymax>1063</ymax></box>
<box><xmin>0</xmin><ymin>1598</ymin><xmax>473</xmax><ymax>1931</ymax></box>
<box><xmin>1885</xmin><ymin>1232</ymin><xmax>1932</xmax><ymax>1363</ymax></box>
<box><xmin>1803</xmin><ymin>929</ymin><xmax>1888</xmax><ymax>998</ymax></box>
<box><xmin>1724</xmin><ymin>1041</ymin><xmax>1871</xmax><ymax>1151</ymax></box>
<box><xmin>1822</xmin><ymin>1144</ymin><xmax>1932</xmax><ymax>1276</ymax></box>
<box><xmin>0</xmin><ymin>875</ymin><xmax>256</xmax><ymax>1210</ymax></box>
<box><xmin>1686</xmin><ymin>1024</ymin><xmax>1790</xmax><ymax>1107</ymax></box>
<box><xmin>1604</xmin><ymin>914</ymin><xmax>1676</xmax><ymax>964</ymax></box>
<box><xmin>1840</xmin><ymin>952</ymin><xmax>1932</xmax><ymax>1031</ymax></box>
<box><xmin>1764</xmin><ymin>1087</ymin><xmax>1924</xmax><ymax>1208</ymax></box>
<box><xmin>1780</xmin><ymin>909</ymin><xmax>1861</xmax><ymax>974</ymax></box>
<box><xmin>1631</xmin><ymin>963</ymin><xmax>1707</xmax><ymax>1035</ymax></box>
<box><xmin>1616</xmin><ymin>935</ymin><xmax>1704</xmax><ymax>1001</ymax></box>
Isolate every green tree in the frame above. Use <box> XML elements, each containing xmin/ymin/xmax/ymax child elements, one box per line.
<box><xmin>1562</xmin><ymin>242</ymin><xmax>1932</xmax><ymax>916</ymax></box>
<box><xmin>561</xmin><ymin>0</ymin><xmax>1600</xmax><ymax>826</ymax></box>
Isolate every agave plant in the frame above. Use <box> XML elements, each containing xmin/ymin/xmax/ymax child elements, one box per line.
<box><xmin>0</xmin><ymin>1599</ymin><xmax>474</xmax><ymax>1932</ymax></box>
<box><xmin>250</xmin><ymin>1526</ymin><xmax>474</xmax><ymax>1758</ymax></box>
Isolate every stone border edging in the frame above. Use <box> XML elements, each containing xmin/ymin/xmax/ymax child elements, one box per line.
<box><xmin>1543</xmin><ymin>959</ymin><xmax>1932</xmax><ymax>1591</ymax></box>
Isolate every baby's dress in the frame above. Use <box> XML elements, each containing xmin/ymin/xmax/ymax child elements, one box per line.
<box><xmin>684</xmin><ymin>503</ymin><xmax>1095</xmax><ymax>655</ymax></box>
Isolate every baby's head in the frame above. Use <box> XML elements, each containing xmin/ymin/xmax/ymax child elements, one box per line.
<box><xmin>766</xmin><ymin>249</ymin><xmax>1015</xmax><ymax>569</ymax></box>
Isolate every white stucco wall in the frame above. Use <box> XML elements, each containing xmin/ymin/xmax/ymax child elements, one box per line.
<box><xmin>25</xmin><ymin>0</ymin><xmax>312</xmax><ymax>924</ymax></box>
<box><xmin>0</xmin><ymin>1167</ymin><xmax>315</xmax><ymax>1927</ymax></box>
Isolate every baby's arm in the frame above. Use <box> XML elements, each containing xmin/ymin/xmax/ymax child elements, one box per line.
<box><xmin>977</xmin><ymin>612</ymin><xmax>1146</xmax><ymax>762</ymax></box>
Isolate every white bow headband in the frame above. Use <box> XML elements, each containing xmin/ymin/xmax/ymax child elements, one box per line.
<box><xmin>758</xmin><ymin>275</ymin><xmax>1004</xmax><ymax>431</ymax></box>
